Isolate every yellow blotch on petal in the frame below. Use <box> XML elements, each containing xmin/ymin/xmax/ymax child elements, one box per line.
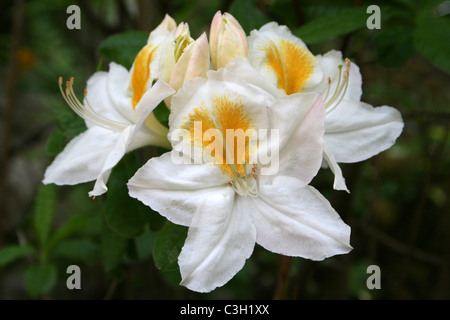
<box><xmin>263</xmin><ymin>39</ymin><xmax>316</xmax><ymax>95</ymax></box>
<box><xmin>181</xmin><ymin>95</ymin><xmax>256</xmax><ymax>178</ymax></box>
<box><xmin>131</xmin><ymin>44</ymin><xmax>156</xmax><ymax>108</ymax></box>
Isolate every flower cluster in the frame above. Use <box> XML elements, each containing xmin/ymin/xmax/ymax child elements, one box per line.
<box><xmin>43</xmin><ymin>12</ymin><xmax>403</xmax><ymax>293</ymax></box>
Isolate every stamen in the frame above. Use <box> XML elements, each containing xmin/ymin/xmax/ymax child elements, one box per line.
<box><xmin>228</xmin><ymin>161</ymin><xmax>261</xmax><ymax>197</ymax></box>
<box><xmin>58</xmin><ymin>76</ymin><xmax>128</xmax><ymax>131</ymax></box>
<box><xmin>345</xmin><ymin>58</ymin><xmax>351</xmax><ymax>69</ymax></box>
<box><xmin>324</xmin><ymin>59</ymin><xmax>351</xmax><ymax>113</ymax></box>
<box><xmin>323</xmin><ymin>77</ymin><xmax>332</xmax><ymax>102</ymax></box>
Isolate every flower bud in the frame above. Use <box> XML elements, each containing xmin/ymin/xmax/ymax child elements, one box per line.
<box><xmin>148</xmin><ymin>14</ymin><xmax>177</xmax><ymax>43</ymax></box>
<box><xmin>159</xmin><ymin>23</ymin><xmax>193</xmax><ymax>84</ymax></box>
<box><xmin>169</xmin><ymin>32</ymin><xmax>210</xmax><ymax>91</ymax></box>
<box><xmin>158</xmin><ymin>23</ymin><xmax>210</xmax><ymax>108</ymax></box>
<box><xmin>129</xmin><ymin>15</ymin><xmax>178</xmax><ymax>108</ymax></box>
<box><xmin>210</xmin><ymin>11</ymin><xmax>248</xmax><ymax>70</ymax></box>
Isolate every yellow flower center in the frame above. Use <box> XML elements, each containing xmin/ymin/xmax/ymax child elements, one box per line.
<box><xmin>130</xmin><ymin>44</ymin><xmax>157</xmax><ymax>108</ymax></box>
<box><xmin>180</xmin><ymin>94</ymin><xmax>259</xmax><ymax>188</ymax></box>
<box><xmin>263</xmin><ymin>39</ymin><xmax>316</xmax><ymax>95</ymax></box>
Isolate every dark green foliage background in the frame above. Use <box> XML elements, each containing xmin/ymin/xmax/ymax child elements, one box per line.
<box><xmin>0</xmin><ymin>0</ymin><xmax>449</xmax><ymax>300</ymax></box>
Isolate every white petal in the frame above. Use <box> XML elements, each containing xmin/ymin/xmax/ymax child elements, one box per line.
<box><xmin>130</xmin><ymin>80</ymin><xmax>175</xmax><ymax>150</ymax></box>
<box><xmin>251</xmin><ymin>175</ymin><xmax>352</xmax><ymax>260</ymax></box>
<box><xmin>178</xmin><ymin>189</ymin><xmax>256</xmax><ymax>293</ymax></box>
<box><xmin>322</xmin><ymin>142</ymin><xmax>349</xmax><ymax>192</ymax></box>
<box><xmin>89</xmin><ymin>125</ymin><xmax>134</xmax><ymax>197</ymax></box>
<box><xmin>315</xmin><ymin>50</ymin><xmax>362</xmax><ymax>101</ymax></box>
<box><xmin>90</xmin><ymin>81</ymin><xmax>175</xmax><ymax>196</ymax></box>
<box><xmin>84</xmin><ymin>67</ymin><xmax>131</xmax><ymax>127</ymax></box>
<box><xmin>225</xmin><ymin>57</ymin><xmax>282</xmax><ymax>98</ymax></box>
<box><xmin>127</xmin><ymin>151</ymin><xmax>229</xmax><ymax>226</ymax></box>
<box><xmin>168</xmin><ymin>76</ymin><xmax>208</xmax><ymax>127</ymax></box>
<box><xmin>43</xmin><ymin>126</ymin><xmax>121</xmax><ymax>186</ymax></box>
<box><xmin>263</xmin><ymin>93</ymin><xmax>324</xmax><ymax>185</ymax></box>
<box><xmin>106</xmin><ymin>62</ymin><xmax>136</xmax><ymax>123</ymax></box>
<box><xmin>325</xmin><ymin>100</ymin><xmax>404</xmax><ymax>163</ymax></box>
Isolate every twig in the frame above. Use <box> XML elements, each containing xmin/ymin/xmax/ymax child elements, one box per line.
<box><xmin>103</xmin><ymin>280</ymin><xmax>119</xmax><ymax>300</ymax></box>
<box><xmin>273</xmin><ymin>255</ymin><xmax>292</xmax><ymax>300</ymax></box>
<box><xmin>358</xmin><ymin>223</ymin><xmax>444</xmax><ymax>267</ymax></box>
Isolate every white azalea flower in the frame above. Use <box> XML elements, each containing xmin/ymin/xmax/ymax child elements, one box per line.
<box><xmin>225</xmin><ymin>22</ymin><xmax>404</xmax><ymax>191</ymax></box>
<box><xmin>43</xmin><ymin>16</ymin><xmax>177</xmax><ymax>197</ymax></box>
<box><xmin>127</xmin><ymin>68</ymin><xmax>352</xmax><ymax>292</ymax></box>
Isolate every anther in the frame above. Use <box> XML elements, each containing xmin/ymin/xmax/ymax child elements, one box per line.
<box><xmin>343</xmin><ymin>69</ymin><xmax>349</xmax><ymax>78</ymax></box>
<box><xmin>345</xmin><ymin>58</ymin><xmax>351</xmax><ymax>69</ymax></box>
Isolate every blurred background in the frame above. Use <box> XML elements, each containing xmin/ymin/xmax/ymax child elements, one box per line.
<box><xmin>0</xmin><ymin>0</ymin><xmax>449</xmax><ymax>300</ymax></box>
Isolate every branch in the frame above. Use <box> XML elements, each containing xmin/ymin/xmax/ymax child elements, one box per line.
<box><xmin>273</xmin><ymin>255</ymin><xmax>293</xmax><ymax>299</ymax></box>
<box><xmin>358</xmin><ymin>223</ymin><xmax>444</xmax><ymax>267</ymax></box>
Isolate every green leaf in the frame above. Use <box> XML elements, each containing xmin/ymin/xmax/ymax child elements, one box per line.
<box><xmin>372</xmin><ymin>26</ymin><xmax>416</xmax><ymax>68</ymax></box>
<box><xmin>98</xmin><ymin>31</ymin><xmax>148</xmax><ymax>70</ymax></box>
<box><xmin>152</xmin><ymin>102</ymin><xmax>170</xmax><ymax>128</ymax></box>
<box><xmin>52</xmin><ymin>239</ymin><xmax>98</xmax><ymax>261</ymax></box>
<box><xmin>104</xmin><ymin>155</ymin><xmax>148</xmax><ymax>238</ymax></box>
<box><xmin>0</xmin><ymin>245</ymin><xmax>36</xmax><ymax>267</ymax></box>
<box><xmin>32</xmin><ymin>184</ymin><xmax>57</xmax><ymax>251</ymax></box>
<box><xmin>96</xmin><ymin>58</ymin><xmax>104</xmax><ymax>71</ymax></box>
<box><xmin>229</xmin><ymin>0</ymin><xmax>271</xmax><ymax>34</ymax></box>
<box><xmin>413</xmin><ymin>16</ymin><xmax>450</xmax><ymax>73</ymax></box>
<box><xmin>56</xmin><ymin>112</ymin><xmax>87</xmax><ymax>138</ymax></box>
<box><xmin>153</xmin><ymin>221</ymin><xmax>188</xmax><ymax>272</ymax></box>
<box><xmin>101</xmin><ymin>219</ymin><xmax>129</xmax><ymax>274</ymax></box>
<box><xmin>146</xmin><ymin>208</ymin><xmax>166</xmax><ymax>232</ymax></box>
<box><xmin>293</xmin><ymin>7</ymin><xmax>370</xmax><ymax>44</ymax></box>
<box><xmin>415</xmin><ymin>0</ymin><xmax>446</xmax><ymax>16</ymax></box>
<box><xmin>25</xmin><ymin>264</ymin><xmax>57</xmax><ymax>297</ymax></box>
<box><xmin>47</xmin><ymin>214</ymin><xmax>88</xmax><ymax>250</ymax></box>
<box><xmin>134</xmin><ymin>227</ymin><xmax>157</xmax><ymax>261</ymax></box>
<box><xmin>46</xmin><ymin>129</ymin><xmax>66</xmax><ymax>156</ymax></box>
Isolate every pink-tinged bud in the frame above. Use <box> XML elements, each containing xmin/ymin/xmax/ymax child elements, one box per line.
<box><xmin>158</xmin><ymin>24</ymin><xmax>210</xmax><ymax>108</ymax></box>
<box><xmin>159</xmin><ymin>23</ymin><xmax>194</xmax><ymax>85</ymax></box>
<box><xmin>210</xmin><ymin>11</ymin><xmax>248</xmax><ymax>70</ymax></box>
<box><xmin>148</xmin><ymin>14</ymin><xmax>177</xmax><ymax>43</ymax></box>
<box><xmin>169</xmin><ymin>32</ymin><xmax>210</xmax><ymax>91</ymax></box>
<box><xmin>156</xmin><ymin>14</ymin><xmax>177</xmax><ymax>32</ymax></box>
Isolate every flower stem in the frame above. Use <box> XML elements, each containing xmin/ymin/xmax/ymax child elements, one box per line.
<box><xmin>273</xmin><ymin>255</ymin><xmax>293</xmax><ymax>300</ymax></box>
